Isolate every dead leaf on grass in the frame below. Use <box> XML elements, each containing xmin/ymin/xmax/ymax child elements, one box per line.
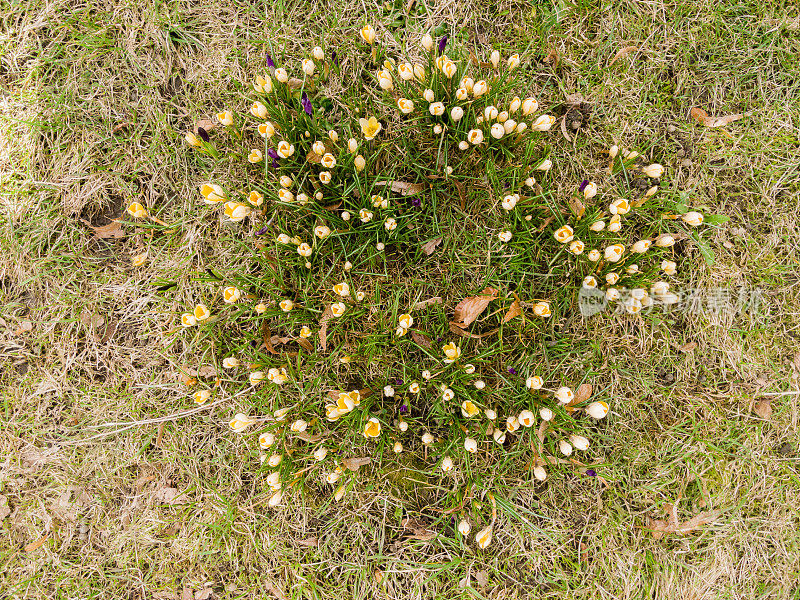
<box><xmin>411</xmin><ymin>329</ymin><xmax>432</xmax><ymax>348</ymax></box>
<box><xmin>608</xmin><ymin>45</ymin><xmax>639</xmax><ymax>67</ymax></box>
<box><xmin>0</xmin><ymin>495</ymin><xmax>10</xmax><ymax>521</ymax></box>
<box><xmin>294</xmin><ymin>430</ymin><xmax>326</xmax><ymax>443</ymax></box>
<box><xmin>297</xmin><ymin>536</ymin><xmax>319</xmax><ymax>547</ymax></box>
<box><xmin>421</xmin><ymin>237</ymin><xmax>442</xmax><ymax>255</ymax></box>
<box><xmin>181</xmin><ymin>588</ymin><xmax>193</xmax><ymax>600</ymax></box>
<box><xmin>265</xmin><ymin>581</ymin><xmax>288</xmax><ymax>600</ymax></box>
<box><xmin>537</xmin><ymin>215</ymin><xmax>556</xmax><ymax>232</ymax></box>
<box><xmin>318</xmin><ymin>305</ymin><xmax>332</xmax><ymax>352</ymax></box>
<box><xmin>544</xmin><ymin>47</ymin><xmax>559</xmax><ymax>68</ymax></box>
<box><xmin>690</xmin><ymin>107</ymin><xmax>746</xmax><ymax>128</ymax></box>
<box><xmin>342</xmin><ymin>457</ymin><xmax>371</xmax><ymax>471</ymax></box>
<box><xmin>753</xmin><ymin>398</ymin><xmax>772</xmax><ymax>420</ymax></box>
<box><xmin>296</xmin><ymin>337</ymin><xmax>314</xmax><ymax>352</ymax></box>
<box><xmin>567</xmin><ymin>195</ymin><xmax>585</xmax><ymax>218</ymax></box>
<box><xmin>413</xmin><ymin>297</ymin><xmax>442</xmax><ymax>311</ymax></box>
<box><xmin>374</xmin><ymin>180</ymin><xmax>426</xmax><ymax>196</ymax></box>
<box><xmin>24</xmin><ymin>534</ymin><xmax>49</xmax><ymax>552</ymax></box>
<box><xmin>153</xmin><ymin>486</ymin><xmax>189</xmax><ymax>506</ymax></box>
<box><xmin>678</xmin><ymin>341</ymin><xmax>698</xmax><ymax>353</ymax></box>
<box><xmin>287</xmin><ymin>78</ymin><xmax>305</xmax><ymax>89</ymax></box>
<box><xmin>451</xmin><ymin>287</ymin><xmax>498</xmax><ymax>328</ymax></box>
<box><xmin>401</xmin><ymin>517</ymin><xmax>436</xmax><ymax>541</ymax></box>
<box><xmin>448</xmin><ymin>323</ymin><xmax>499</xmax><ymax>339</ymax></box>
<box><xmin>14</xmin><ymin>320</ymin><xmax>33</xmax><ymax>335</ymax></box>
<box><xmin>80</xmin><ymin>218</ymin><xmax>126</xmax><ymax>239</ymax></box>
<box><xmin>502</xmin><ymin>294</ymin><xmax>522</xmax><ymax>323</ymax></box>
<box><xmin>194</xmin><ymin>119</ymin><xmax>215</xmax><ymax>134</ymax></box>
<box><xmin>474</xmin><ymin>570</ymin><xmax>489</xmax><ymax>589</ymax></box>
<box><xmin>648</xmin><ymin>504</ymin><xmax>719</xmax><ymax>539</ymax></box>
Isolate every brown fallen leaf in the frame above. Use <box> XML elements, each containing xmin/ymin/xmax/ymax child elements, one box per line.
<box><xmin>24</xmin><ymin>534</ymin><xmax>49</xmax><ymax>552</ymax></box>
<box><xmin>474</xmin><ymin>570</ymin><xmax>489</xmax><ymax>589</ymax></box>
<box><xmin>451</xmin><ymin>287</ymin><xmax>498</xmax><ymax>328</ymax></box>
<box><xmin>537</xmin><ymin>215</ymin><xmax>556</xmax><ymax>232</ymax></box>
<box><xmin>401</xmin><ymin>517</ymin><xmax>436</xmax><ymax>541</ymax></box>
<box><xmin>306</xmin><ymin>150</ymin><xmax>322</xmax><ymax>164</ymax></box>
<box><xmin>649</xmin><ymin>504</ymin><xmax>720</xmax><ymax>539</ymax></box>
<box><xmin>544</xmin><ymin>47</ymin><xmax>559</xmax><ymax>68</ymax></box>
<box><xmin>568</xmin><ymin>383</ymin><xmax>593</xmax><ymax>408</ymax></box>
<box><xmin>181</xmin><ymin>588</ymin><xmax>194</xmax><ymax>600</ymax></box>
<box><xmin>413</xmin><ymin>297</ymin><xmax>442</xmax><ymax>311</ymax></box>
<box><xmin>0</xmin><ymin>495</ymin><xmax>10</xmax><ymax>521</ymax></box>
<box><xmin>608</xmin><ymin>45</ymin><xmax>639</xmax><ymax>67</ymax></box>
<box><xmin>153</xmin><ymin>486</ymin><xmax>189</xmax><ymax>506</ymax></box>
<box><xmin>560</xmin><ymin>113</ymin><xmax>572</xmax><ymax>142</ymax></box>
<box><xmin>196</xmin><ymin>365</ymin><xmax>217</xmax><ymax>378</ymax></box>
<box><xmin>421</xmin><ymin>237</ymin><xmax>442</xmax><ymax>256</ymax></box>
<box><xmin>374</xmin><ymin>569</ymin><xmax>383</xmax><ymax>583</ymax></box>
<box><xmin>678</xmin><ymin>341</ymin><xmax>698</xmax><ymax>353</ymax></box>
<box><xmin>453</xmin><ymin>179</ymin><xmax>467</xmax><ymax>211</ymax></box>
<box><xmin>112</xmin><ymin>121</ymin><xmax>131</xmax><ymax>134</ymax></box>
<box><xmin>80</xmin><ymin>218</ymin><xmax>126</xmax><ymax>240</ymax></box>
<box><xmin>318</xmin><ymin>305</ymin><xmax>332</xmax><ymax>353</ymax></box>
<box><xmin>194</xmin><ymin>587</ymin><xmax>215</xmax><ymax>600</ymax></box>
<box><xmin>294</xmin><ymin>430</ymin><xmax>326</xmax><ymax>443</ymax></box>
<box><xmin>448</xmin><ymin>323</ymin><xmax>499</xmax><ymax>339</ymax></box>
<box><xmin>690</xmin><ymin>107</ymin><xmax>746</xmax><ymax>128</ymax></box>
<box><xmin>753</xmin><ymin>398</ymin><xmax>772</xmax><ymax>420</ymax></box>
<box><xmin>342</xmin><ymin>457</ymin><xmax>371</xmax><ymax>472</ymax></box>
<box><xmin>502</xmin><ymin>296</ymin><xmax>522</xmax><ymax>323</ymax></box>
<box><xmin>287</xmin><ymin>78</ymin><xmax>304</xmax><ymax>89</ymax></box>
<box><xmin>152</xmin><ymin>592</ymin><xmax>179</xmax><ymax>600</ymax></box>
<box><xmin>297</xmin><ymin>536</ymin><xmax>319</xmax><ymax>547</ymax></box>
<box><xmin>194</xmin><ymin>119</ymin><xmax>215</xmax><ymax>134</ymax></box>
<box><xmin>296</xmin><ymin>337</ymin><xmax>314</xmax><ymax>353</ymax></box>
<box><xmin>14</xmin><ymin>320</ymin><xmax>33</xmax><ymax>335</ymax></box>
<box><xmin>567</xmin><ymin>195</ymin><xmax>585</xmax><ymax>218</ymax></box>
<box><xmin>374</xmin><ymin>180</ymin><xmax>426</xmax><ymax>196</ymax></box>
<box><xmin>411</xmin><ymin>329</ymin><xmax>432</xmax><ymax>349</ymax></box>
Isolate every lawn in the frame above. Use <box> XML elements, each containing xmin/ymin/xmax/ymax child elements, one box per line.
<box><xmin>1</xmin><ymin>0</ymin><xmax>799</xmax><ymax>598</ymax></box>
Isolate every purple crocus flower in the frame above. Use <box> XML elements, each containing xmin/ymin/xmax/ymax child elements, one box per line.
<box><xmin>301</xmin><ymin>92</ymin><xmax>313</xmax><ymax>116</ymax></box>
<box><xmin>331</xmin><ymin>50</ymin><xmax>338</xmax><ymax>66</ymax></box>
<box><xmin>508</xmin><ymin>367</ymin><xmax>518</xmax><ymax>375</ymax></box>
<box><xmin>578</xmin><ymin>179</ymin><xmax>589</xmax><ymax>193</ymax></box>
<box><xmin>410</xmin><ymin>197</ymin><xmax>421</xmax><ymax>208</ymax></box>
<box><xmin>438</xmin><ymin>35</ymin><xmax>448</xmax><ymax>54</ymax></box>
<box><xmin>267</xmin><ymin>148</ymin><xmax>279</xmax><ymax>168</ymax></box>
<box><xmin>586</xmin><ymin>469</ymin><xmax>597</xmax><ymax>477</ymax></box>
<box><xmin>255</xmin><ymin>223</ymin><xmax>271</xmax><ymax>235</ymax></box>
<box><xmin>399</xmin><ymin>405</ymin><xmax>408</xmax><ymax>414</ymax></box>
<box><xmin>266</xmin><ymin>53</ymin><xmax>275</xmax><ymax>68</ymax></box>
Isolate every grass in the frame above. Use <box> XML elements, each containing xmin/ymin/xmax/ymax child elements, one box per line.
<box><xmin>2</xmin><ymin>0</ymin><xmax>800</xmax><ymax>598</ymax></box>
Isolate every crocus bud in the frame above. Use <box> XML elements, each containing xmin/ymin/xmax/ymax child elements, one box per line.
<box><xmin>539</xmin><ymin>407</ymin><xmax>553</xmax><ymax>421</ymax></box>
<box><xmin>521</xmin><ymin>97</ymin><xmax>538</xmax><ymax>115</ymax></box>
<box><xmin>583</xmin><ymin>182</ymin><xmax>598</xmax><ymax>199</ymax></box>
<box><xmin>655</xmin><ymin>235</ymin><xmax>675</xmax><ymax>247</ymax></box>
<box><xmin>490</xmin><ymin>49</ymin><xmax>500</xmax><ymax>68</ymax></box>
<box><xmin>421</xmin><ymin>33</ymin><xmax>433</xmax><ymax>51</ymax></box>
<box><xmin>464</xmin><ymin>437</ymin><xmax>478</xmax><ymax>453</ymax></box>
<box><xmin>354</xmin><ymin>155</ymin><xmax>366</xmax><ymax>171</ymax></box>
<box><xmin>585</xmin><ymin>400</ymin><xmax>609</xmax><ymax>419</ymax></box>
<box><xmin>533</xmin><ymin>466</ymin><xmax>547</xmax><ymax>481</ymax></box>
<box><xmin>661</xmin><ymin>260</ymin><xmax>677</xmax><ymax>275</ymax></box>
<box><xmin>312</xmin><ymin>46</ymin><xmax>324</xmax><ymax>60</ymax></box>
<box><xmin>348</xmin><ymin>138</ymin><xmax>358</xmax><ymax>153</ymax></box>
<box><xmin>609</xmin><ymin>145</ymin><xmax>619</xmax><ymax>158</ymax></box>
<box><xmin>467</xmin><ymin>129</ymin><xmax>484</xmax><ymax>145</ymax></box>
<box><xmin>503</xmin><ymin>119</ymin><xmax>517</xmax><ymax>134</ymax></box>
<box><xmin>274</xmin><ymin>68</ymin><xmax>288</xmax><ymax>83</ymax></box>
<box><xmin>569</xmin><ymin>434</ymin><xmax>590</xmax><ymax>451</ymax></box>
<box><xmin>429</xmin><ymin>102</ymin><xmax>445</xmax><ymax>116</ymax></box>
<box><xmin>476</xmin><ymin>525</ymin><xmax>492</xmax><ymax>549</ymax></box>
<box><xmin>450</xmin><ymin>106</ymin><xmax>464</xmax><ymax>121</ymax></box>
<box><xmin>554</xmin><ymin>387</ymin><xmax>574</xmax><ymax>404</ymax></box>
<box><xmin>681</xmin><ymin>211</ymin><xmax>704</xmax><ymax>226</ymax></box>
<box><xmin>527</xmin><ymin>376</ymin><xmax>543</xmax><ymax>389</ymax></box>
<box><xmin>536</xmin><ymin>159</ymin><xmax>552</xmax><ymax>171</ymax></box>
<box><xmin>423</xmin><ymin>88</ymin><xmax>435</xmax><ymax>102</ymax></box>
<box><xmin>458</xmin><ymin>520</ymin><xmax>471</xmax><ymax>535</ymax></box>
<box><xmin>631</xmin><ymin>240</ymin><xmax>652</xmax><ymax>253</ymax></box>
<box><xmin>642</xmin><ymin>163</ymin><xmax>664</xmax><ymax>178</ymax></box>
<box><xmin>185</xmin><ymin>132</ymin><xmax>201</xmax><ymax>147</ymax></box>
<box><xmin>559</xmin><ymin>440</ymin><xmax>573</xmax><ymax>456</ymax></box>
<box><xmin>422</xmin><ymin>432</ymin><xmax>434</xmax><ymax>445</ymax></box>
<box><xmin>507</xmin><ymin>53</ymin><xmax>520</xmax><ymax>69</ymax></box>
<box><xmin>302</xmin><ymin>58</ymin><xmax>315</xmax><ymax>76</ymax></box>
<box><xmin>604</xmin><ymin>244</ymin><xmax>625</xmax><ymax>262</ymax></box>
<box><xmin>360</xmin><ymin>24</ymin><xmax>376</xmax><ymax>44</ymax></box>
<box><xmin>472</xmin><ymin>80</ymin><xmax>488</xmax><ymax>97</ymax></box>
<box><xmin>532</xmin><ymin>115</ymin><xmax>556</xmax><ymax>131</ymax></box>
<box><xmin>509</xmin><ymin>96</ymin><xmax>521</xmax><ymax>113</ymax></box>
<box><xmin>490</xmin><ymin>123</ymin><xmax>505</xmax><ymax>139</ymax></box>
<box><xmin>518</xmin><ymin>410</ymin><xmax>535</xmax><ymax>427</ymax></box>
<box><xmin>413</xmin><ymin>64</ymin><xmax>425</xmax><ymax>81</ymax></box>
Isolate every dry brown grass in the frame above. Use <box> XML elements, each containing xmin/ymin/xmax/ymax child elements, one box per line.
<box><xmin>2</xmin><ymin>0</ymin><xmax>799</xmax><ymax>598</ymax></box>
